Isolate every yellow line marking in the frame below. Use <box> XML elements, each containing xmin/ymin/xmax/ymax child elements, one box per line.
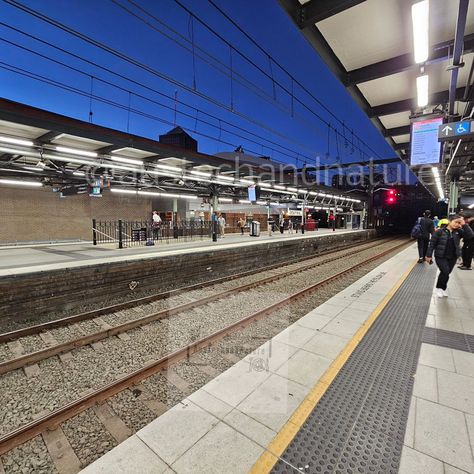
<box><xmin>250</xmin><ymin>261</ymin><xmax>417</xmax><ymax>473</ymax></box>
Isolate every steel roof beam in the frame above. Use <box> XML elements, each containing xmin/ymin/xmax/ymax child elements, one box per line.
<box><xmin>385</xmin><ymin>125</ymin><xmax>411</xmax><ymax>137</ymax></box>
<box><xmin>449</xmin><ymin>0</ymin><xmax>469</xmax><ymax>116</ymax></box>
<box><xmin>296</xmin><ymin>0</ymin><xmax>366</xmax><ymax>29</ymax></box>
<box><xmin>36</xmin><ymin>131</ymin><xmax>63</xmax><ymax>144</ymax></box>
<box><xmin>369</xmin><ymin>87</ymin><xmax>466</xmax><ymax>117</ymax></box>
<box><xmin>348</xmin><ymin>34</ymin><xmax>474</xmax><ymax>85</ymax></box>
<box><xmin>394</xmin><ymin>142</ymin><xmax>410</xmax><ymax>151</ymax></box>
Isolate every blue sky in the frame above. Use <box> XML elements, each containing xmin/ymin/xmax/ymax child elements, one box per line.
<box><xmin>0</xmin><ymin>0</ymin><xmax>398</xmax><ymax>170</ymax></box>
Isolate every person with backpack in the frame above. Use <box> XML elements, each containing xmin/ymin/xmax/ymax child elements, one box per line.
<box><xmin>413</xmin><ymin>210</ymin><xmax>434</xmax><ymax>263</ymax></box>
<box><xmin>426</xmin><ymin>214</ymin><xmax>474</xmax><ymax>297</ymax></box>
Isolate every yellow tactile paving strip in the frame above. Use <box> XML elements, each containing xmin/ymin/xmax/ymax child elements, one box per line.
<box><xmin>250</xmin><ymin>261</ymin><xmax>417</xmax><ymax>473</ymax></box>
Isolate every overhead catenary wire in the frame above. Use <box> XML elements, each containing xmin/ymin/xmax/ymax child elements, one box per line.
<box><xmin>2</xmin><ymin>0</ymin><xmax>323</xmax><ymax>158</ymax></box>
<box><xmin>1</xmin><ymin>0</ymin><xmax>383</xmax><ymax>165</ymax></box>
<box><xmin>0</xmin><ymin>25</ymin><xmax>316</xmax><ymax>163</ymax></box>
<box><xmin>0</xmin><ymin>61</ymin><xmax>294</xmax><ymax>162</ymax></box>
<box><xmin>120</xmin><ymin>0</ymin><xmax>380</xmax><ymax>160</ymax></box>
<box><xmin>173</xmin><ymin>0</ymin><xmax>383</xmax><ymax>159</ymax></box>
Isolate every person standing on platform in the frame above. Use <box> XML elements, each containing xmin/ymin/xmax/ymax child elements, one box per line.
<box><xmin>279</xmin><ymin>214</ymin><xmax>285</xmax><ymax>234</ymax></box>
<box><xmin>426</xmin><ymin>215</ymin><xmax>474</xmax><ymax>297</ymax></box>
<box><xmin>459</xmin><ymin>214</ymin><xmax>474</xmax><ymax>270</ymax></box>
<box><xmin>328</xmin><ymin>211</ymin><xmax>336</xmax><ymax>231</ymax></box>
<box><xmin>152</xmin><ymin>211</ymin><xmax>162</xmax><ymax>239</ymax></box>
<box><xmin>433</xmin><ymin>215</ymin><xmax>440</xmax><ymax>230</ymax></box>
<box><xmin>416</xmin><ymin>210</ymin><xmax>435</xmax><ymax>263</ymax></box>
<box><xmin>218</xmin><ymin>213</ymin><xmax>226</xmax><ymax>238</ymax></box>
<box><xmin>238</xmin><ymin>217</ymin><xmax>245</xmax><ymax>236</ymax></box>
<box><xmin>288</xmin><ymin>219</ymin><xmax>293</xmax><ymax>234</ymax></box>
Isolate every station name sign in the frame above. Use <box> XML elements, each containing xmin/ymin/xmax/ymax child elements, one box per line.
<box><xmin>438</xmin><ymin>120</ymin><xmax>474</xmax><ymax>141</ymax></box>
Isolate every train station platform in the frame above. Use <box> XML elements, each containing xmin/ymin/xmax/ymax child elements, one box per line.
<box><xmin>0</xmin><ymin>228</ymin><xmax>373</xmax><ymax>323</ymax></box>
<box><xmin>80</xmin><ymin>244</ymin><xmax>474</xmax><ymax>474</ymax></box>
<box><xmin>0</xmin><ymin>228</ymin><xmax>359</xmax><ymax>277</ymax></box>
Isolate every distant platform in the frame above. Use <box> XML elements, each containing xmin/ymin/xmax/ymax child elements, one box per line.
<box><xmin>0</xmin><ymin>228</ymin><xmax>362</xmax><ymax>277</ymax></box>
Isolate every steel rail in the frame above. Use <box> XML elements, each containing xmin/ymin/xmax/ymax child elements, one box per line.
<box><xmin>0</xmin><ymin>239</ymin><xmax>411</xmax><ymax>456</ymax></box>
<box><xmin>0</xmin><ymin>238</ymin><xmax>406</xmax><ymax>375</ymax></box>
<box><xmin>0</xmin><ymin>237</ymin><xmax>395</xmax><ymax>344</ymax></box>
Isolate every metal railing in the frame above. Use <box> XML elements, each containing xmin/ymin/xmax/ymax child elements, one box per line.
<box><xmin>92</xmin><ymin>219</ymin><xmax>214</xmax><ymax>248</ymax></box>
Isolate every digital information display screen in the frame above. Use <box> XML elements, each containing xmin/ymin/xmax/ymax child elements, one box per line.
<box><xmin>410</xmin><ymin>116</ymin><xmax>443</xmax><ymax>166</ymax></box>
<box><xmin>248</xmin><ymin>185</ymin><xmax>260</xmax><ymax>202</ymax></box>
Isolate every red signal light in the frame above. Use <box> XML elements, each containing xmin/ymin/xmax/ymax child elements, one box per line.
<box><xmin>387</xmin><ymin>189</ymin><xmax>396</xmax><ymax>204</ymax></box>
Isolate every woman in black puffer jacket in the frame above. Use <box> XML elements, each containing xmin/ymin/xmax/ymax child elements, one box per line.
<box><xmin>426</xmin><ymin>214</ymin><xmax>474</xmax><ymax>298</ymax></box>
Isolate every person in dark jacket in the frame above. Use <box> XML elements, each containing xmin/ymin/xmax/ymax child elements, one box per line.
<box><xmin>417</xmin><ymin>210</ymin><xmax>435</xmax><ymax>263</ymax></box>
<box><xmin>459</xmin><ymin>214</ymin><xmax>474</xmax><ymax>270</ymax></box>
<box><xmin>426</xmin><ymin>214</ymin><xmax>474</xmax><ymax>297</ymax></box>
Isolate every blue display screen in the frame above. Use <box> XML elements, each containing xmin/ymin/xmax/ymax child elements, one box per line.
<box><xmin>248</xmin><ymin>186</ymin><xmax>256</xmax><ymax>202</ymax></box>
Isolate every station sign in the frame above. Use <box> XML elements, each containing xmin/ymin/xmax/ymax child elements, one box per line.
<box><xmin>438</xmin><ymin>120</ymin><xmax>474</xmax><ymax>141</ymax></box>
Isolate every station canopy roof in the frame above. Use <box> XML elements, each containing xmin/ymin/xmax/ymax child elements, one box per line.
<box><xmin>279</xmin><ymin>0</ymin><xmax>474</xmax><ymax>201</ymax></box>
<box><xmin>0</xmin><ymin>98</ymin><xmax>364</xmax><ymax>209</ymax></box>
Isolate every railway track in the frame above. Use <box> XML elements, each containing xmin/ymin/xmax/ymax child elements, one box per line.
<box><xmin>0</xmin><ymin>237</ymin><xmax>397</xmax><ymax>372</ymax></box>
<box><xmin>0</xmin><ymin>237</ymin><xmax>410</xmax><ymax>472</ymax></box>
<box><xmin>0</xmin><ymin>236</ymin><xmax>394</xmax><ymax>342</ymax></box>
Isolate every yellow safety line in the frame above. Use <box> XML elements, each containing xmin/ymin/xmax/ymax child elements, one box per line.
<box><xmin>250</xmin><ymin>261</ymin><xmax>417</xmax><ymax>473</ymax></box>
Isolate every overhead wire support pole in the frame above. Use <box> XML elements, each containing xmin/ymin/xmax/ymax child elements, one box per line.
<box><xmin>448</xmin><ymin>0</ymin><xmax>469</xmax><ymax>116</ymax></box>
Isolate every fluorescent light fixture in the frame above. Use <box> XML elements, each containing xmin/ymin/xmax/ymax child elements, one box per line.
<box><xmin>273</xmin><ymin>185</ymin><xmax>286</xmax><ymax>190</ymax></box>
<box><xmin>258</xmin><ymin>182</ymin><xmax>272</xmax><ymax>188</ymax></box>
<box><xmin>256</xmin><ymin>200</ymin><xmax>267</xmax><ymax>205</ymax></box>
<box><xmin>22</xmin><ymin>166</ymin><xmax>41</xmax><ymax>172</ymax></box>
<box><xmin>416</xmin><ymin>75</ymin><xmax>429</xmax><ymax>107</ymax></box>
<box><xmin>309</xmin><ymin>191</ymin><xmax>318</xmax><ymax>196</ymax></box>
<box><xmin>218</xmin><ymin>198</ymin><xmax>233</xmax><ymax>203</ymax></box>
<box><xmin>56</xmin><ymin>146</ymin><xmax>98</xmax><ymax>158</ymax></box>
<box><xmin>190</xmin><ymin>170</ymin><xmax>211</xmax><ymax>177</ymax></box>
<box><xmin>156</xmin><ymin>164</ymin><xmax>181</xmax><ymax>172</ymax></box>
<box><xmin>0</xmin><ymin>146</ymin><xmax>38</xmax><ymax>157</ymax></box>
<box><xmin>215</xmin><ymin>175</ymin><xmax>234</xmax><ymax>181</ymax></box>
<box><xmin>111</xmin><ymin>156</ymin><xmax>143</xmax><ymax>166</ymax></box>
<box><xmin>468</xmin><ymin>203</ymin><xmax>474</xmax><ymax>209</ymax></box>
<box><xmin>110</xmin><ymin>188</ymin><xmax>197</xmax><ymax>199</ymax></box>
<box><xmin>287</xmin><ymin>187</ymin><xmax>298</xmax><ymax>193</ymax></box>
<box><xmin>216</xmin><ymin>180</ymin><xmax>242</xmax><ymax>186</ymax></box>
<box><xmin>239</xmin><ymin>179</ymin><xmax>255</xmax><ymax>185</ymax></box>
<box><xmin>139</xmin><ymin>190</ymin><xmax>197</xmax><ymax>199</ymax></box>
<box><xmin>73</xmin><ymin>171</ymin><xmax>85</xmax><ymax>176</ymax></box>
<box><xmin>412</xmin><ymin>0</ymin><xmax>429</xmax><ymax>64</ymax></box>
<box><xmin>298</xmin><ymin>189</ymin><xmax>308</xmax><ymax>194</ymax></box>
<box><xmin>111</xmin><ymin>188</ymin><xmax>137</xmax><ymax>194</ymax></box>
<box><xmin>0</xmin><ymin>136</ymin><xmax>34</xmax><ymax>147</ymax></box>
<box><xmin>239</xmin><ymin>199</ymin><xmax>251</xmax><ymax>204</ymax></box>
<box><xmin>431</xmin><ymin>166</ymin><xmax>440</xmax><ymax>177</ymax></box>
<box><xmin>0</xmin><ymin>178</ymin><xmax>42</xmax><ymax>187</ymax></box>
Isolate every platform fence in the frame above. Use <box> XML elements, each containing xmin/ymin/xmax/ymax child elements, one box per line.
<box><xmin>92</xmin><ymin>219</ymin><xmax>214</xmax><ymax>248</ymax></box>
